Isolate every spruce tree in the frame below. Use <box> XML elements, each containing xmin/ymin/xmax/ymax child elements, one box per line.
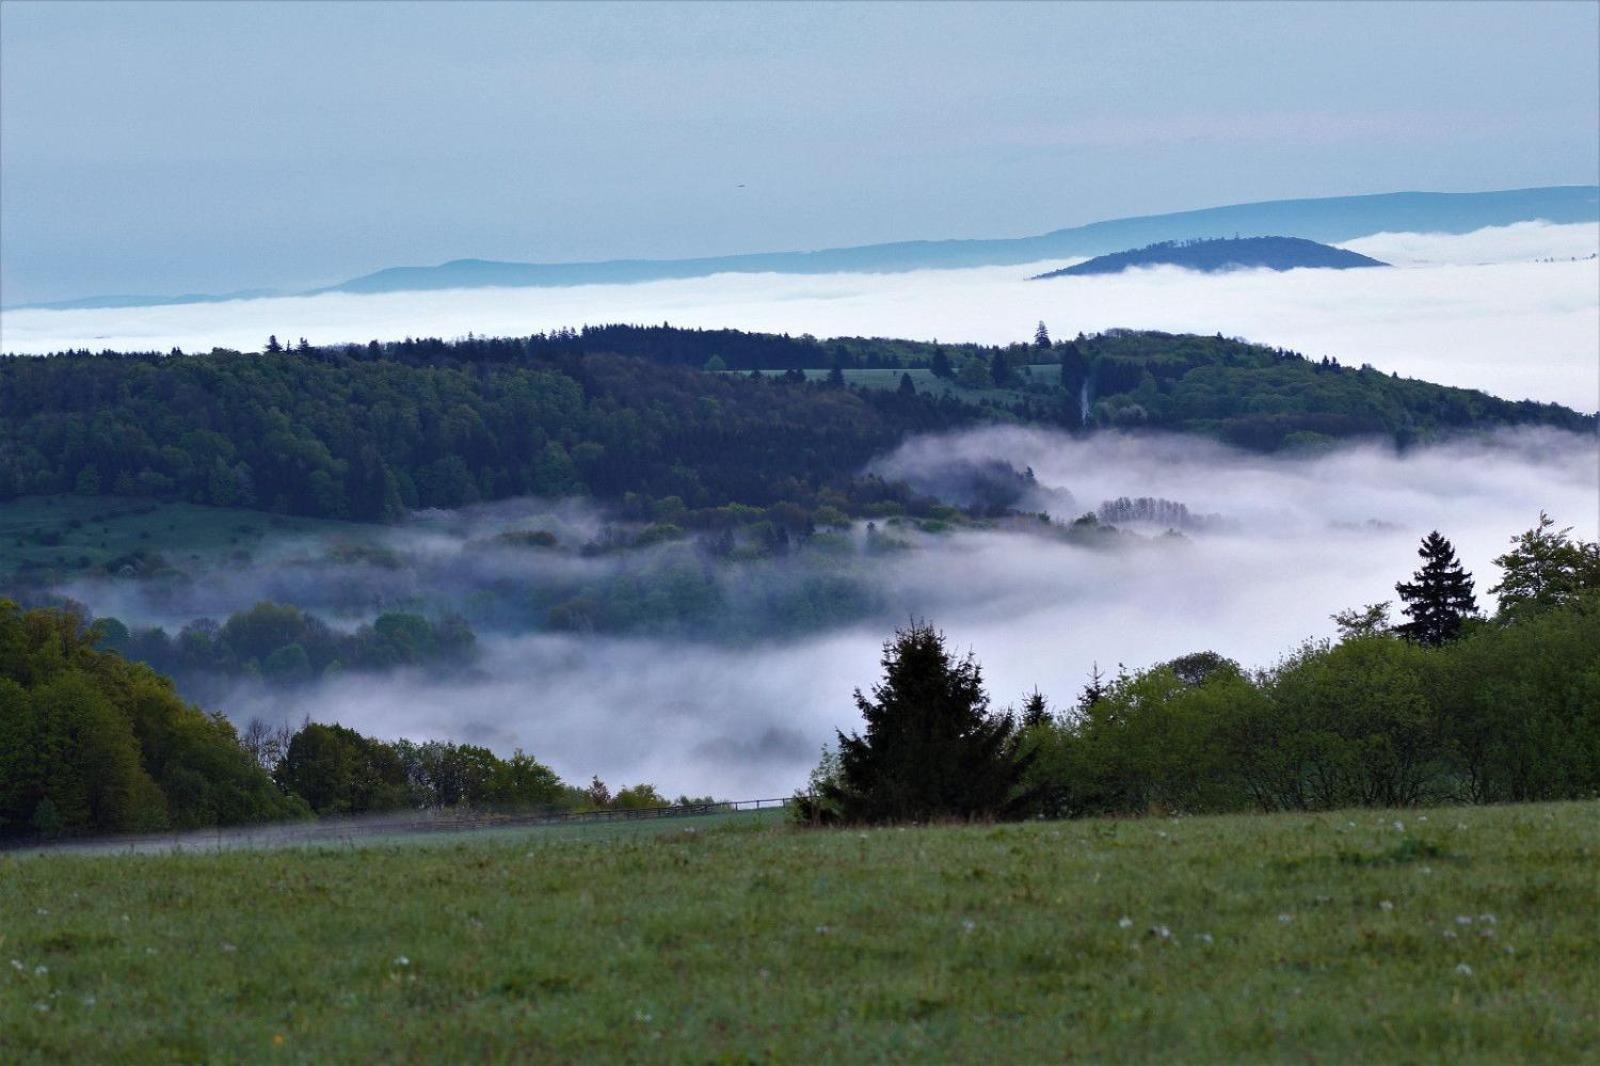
<box><xmin>824</xmin><ymin>622</ymin><xmax>1029</xmax><ymax>823</ymax></box>
<box><xmin>1394</xmin><ymin>531</ymin><xmax>1477</xmax><ymax>645</ymax></box>
<box><xmin>1034</xmin><ymin>321</ymin><xmax>1052</xmax><ymax>348</ymax></box>
<box><xmin>897</xmin><ymin>372</ymin><xmax>916</xmax><ymax>396</ymax></box>
<box><xmin>990</xmin><ymin>350</ymin><xmax>1014</xmax><ymax>387</ymax></box>
<box><xmin>930</xmin><ymin>347</ymin><xmax>953</xmax><ymax>379</ymax></box>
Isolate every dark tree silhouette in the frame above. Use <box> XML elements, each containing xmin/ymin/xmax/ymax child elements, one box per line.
<box><xmin>1059</xmin><ymin>341</ymin><xmax>1089</xmax><ymax>427</ymax></box>
<box><xmin>989</xmin><ymin>350</ymin><xmax>1013</xmax><ymax>387</ymax></box>
<box><xmin>823</xmin><ymin>622</ymin><xmax>1030</xmax><ymax>823</ymax></box>
<box><xmin>897</xmin><ymin>372</ymin><xmax>916</xmax><ymax>396</ymax></box>
<box><xmin>1034</xmin><ymin>321</ymin><xmax>1052</xmax><ymax>348</ymax></box>
<box><xmin>264</xmin><ymin>335</ymin><xmax>283</xmax><ymax>353</ymax></box>
<box><xmin>1395</xmin><ymin>531</ymin><xmax>1477</xmax><ymax>645</ymax></box>
<box><xmin>1077</xmin><ymin>661</ymin><xmax>1107</xmax><ymax>710</ymax></box>
<box><xmin>1020</xmin><ymin>688</ymin><xmax>1050</xmax><ymax>728</ymax></box>
<box><xmin>929</xmin><ymin>347</ymin><xmax>954</xmax><ymax>379</ymax></box>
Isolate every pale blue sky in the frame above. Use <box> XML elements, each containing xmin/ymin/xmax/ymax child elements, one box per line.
<box><xmin>2</xmin><ymin>0</ymin><xmax>1596</xmax><ymax>304</ymax></box>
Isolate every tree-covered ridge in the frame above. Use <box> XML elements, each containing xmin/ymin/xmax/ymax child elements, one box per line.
<box><xmin>1</xmin><ymin>327</ymin><xmax>1591</xmax><ymax>524</ymax></box>
<box><xmin>1032</xmin><ymin>236</ymin><xmax>1387</xmax><ymax>278</ymax></box>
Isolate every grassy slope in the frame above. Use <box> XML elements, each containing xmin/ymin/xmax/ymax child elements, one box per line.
<box><xmin>2</xmin><ymin>801</ymin><xmax>1595</xmax><ymax>1063</ymax></box>
<box><xmin>0</xmin><ymin>495</ymin><xmax>360</xmax><ymax>581</ymax></box>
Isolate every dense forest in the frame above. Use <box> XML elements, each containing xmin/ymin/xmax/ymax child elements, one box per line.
<box><xmin>2</xmin><ymin>327</ymin><xmax>1591</xmax><ymax>524</ymax></box>
<box><xmin>1032</xmin><ymin>236</ymin><xmax>1387</xmax><ymax>277</ymax></box>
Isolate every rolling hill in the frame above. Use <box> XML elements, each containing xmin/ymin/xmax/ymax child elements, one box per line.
<box><xmin>1032</xmin><ymin>236</ymin><xmax>1388</xmax><ymax>278</ymax></box>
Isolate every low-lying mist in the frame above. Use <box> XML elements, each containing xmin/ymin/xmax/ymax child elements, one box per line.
<box><xmin>43</xmin><ymin>426</ymin><xmax>1600</xmax><ymax>800</ymax></box>
<box><xmin>3</xmin><ymin>223</ymin><xmax>1596</xmax><ymax>409</ymax></box>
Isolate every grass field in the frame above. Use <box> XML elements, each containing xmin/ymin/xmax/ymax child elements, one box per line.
<box><xmin>2</xmin><ymin>801</ymin><xmax>1596</xmax><ymax>1062</ymax></box>
<box><xmin>0</xmin><ymin>495</ymin><xmax>359</xmax><ymax>580</ymax></box>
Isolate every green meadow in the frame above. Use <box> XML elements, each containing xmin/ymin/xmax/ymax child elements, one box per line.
<box><xmin>2</xmin><ymin>800</ymin><xmax>1595</xmax><ymax>1063</ymax></box>
<box><xmin>0</xmin><ymin>495</ymin><xmax>359</xmax><ymax>581</ymax></box>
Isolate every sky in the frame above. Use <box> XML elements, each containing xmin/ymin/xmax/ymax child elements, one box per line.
<box><xmin>2</xmin><ymin>0</ymin><xmax>1598</xmax><ymax>305</ymax></box>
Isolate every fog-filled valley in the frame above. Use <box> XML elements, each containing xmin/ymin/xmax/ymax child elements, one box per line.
<box><xmin>13</xmin><ymin>425</ymin><xmax>1594</xmax><ymax>798</ymax></box>
<box><xmin>4</xmin><ymin>215</ymin><xmax>1599</xmax><ymax>800</ymax></box>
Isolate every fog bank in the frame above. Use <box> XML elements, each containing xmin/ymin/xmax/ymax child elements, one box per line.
<box><xmin>68</xmin><ymin>426</ymin><xmax>1593</xmax><ymax>801</ymax></box>
<box><xmin>3</xmin><ymin>223</ymin><xmax>1596</xmax><ymax>410</ymax></box>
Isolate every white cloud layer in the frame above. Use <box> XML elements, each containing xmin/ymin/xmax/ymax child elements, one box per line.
<box><xmin>3</xmin><ymin>223</ymin><xmax>1596</xmax><ymax>409</ymax></box>
<box><xmin>197</xmin><ymin>427</ymin><xmax>1597</xmax><ymax>800</ymax></box>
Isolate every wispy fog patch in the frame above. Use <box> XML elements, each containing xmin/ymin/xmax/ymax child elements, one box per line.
<box><xmin>61</xmin><ymin>426</ymin><xmax>1591</xmax><ymax>800</ymax></box>
<box><xmin>3</xmin><ymin>224</ymin><xmax>1595</xmax><ymax>409</ymax></box>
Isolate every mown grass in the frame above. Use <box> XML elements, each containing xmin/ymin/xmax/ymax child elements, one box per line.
<box><xmin>2</xmin><ymin>801</ymin><xmax>1596</xmax><ymax>1063</ymax></box>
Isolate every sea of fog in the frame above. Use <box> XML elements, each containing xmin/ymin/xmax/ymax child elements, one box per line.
<box><xmin>6</xmin><ymin>218</ymin><xmax>1597</xmax><ymax>798</ymax></box>
<box><xmin>50</xmin><ymin>428</ymin><xmax>1600</xmax><ymax>801</ymax></box>
<box><xmin>2</xmin><ymin>221</ymin><xmax>1597</xmax><ymax>410</ymax></box>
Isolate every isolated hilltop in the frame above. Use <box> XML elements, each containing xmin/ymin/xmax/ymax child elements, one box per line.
<box><xmin>1032</xmin><ymin>236</ymin><xmax>1388</xmax><ymax>278</ymax></box>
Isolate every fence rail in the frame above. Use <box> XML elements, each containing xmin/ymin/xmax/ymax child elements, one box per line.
<box><xmin>3</xmin><ymin>797</ymin><xmax>798</xmax><ymax>856</ymax></box>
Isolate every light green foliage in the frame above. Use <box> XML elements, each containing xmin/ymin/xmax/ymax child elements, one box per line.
<box><xmin>0</xmin><ymin>601</ymin><xmax>308</xmax><ymax>837</ymax></box>
<box><xmin>1490</xmin><ymin>512</ymin><xmax>1600</xmax><ymax>618</ymax></box>
<box><xmin>1</xmin><ymin>802</ymin><xmax>1596</xmax><ymax>1060</ymax></box>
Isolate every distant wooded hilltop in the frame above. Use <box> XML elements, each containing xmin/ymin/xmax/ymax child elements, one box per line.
<box><xmin>1032</xmin><ymin>236</ymin><xmax>1387</xmax><ymax>278</ymax></box>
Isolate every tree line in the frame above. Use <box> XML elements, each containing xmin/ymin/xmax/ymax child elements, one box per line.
<box><xmin>4</xmin><ymin>327</ymin><xmax>1589</xmax><ymax>526</ymax></box>
<box><xmin>0</xmin><ymin>599</ymin><xmax>671</xmax><ymax>840</ymax></box>
<box><xmin>804</xmin><ymin>515</ymin><xmax>1600</xmax><ymax>823</ymax></box>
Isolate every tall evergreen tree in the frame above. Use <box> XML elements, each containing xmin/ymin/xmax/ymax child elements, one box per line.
<box><xmin>823</xmin><ymin>622</ymin><xmax>1030</xmax><ymax>823</ymax></box>
<box><xmin>1034</xmin><ymin>321</ymin><xmax>1052</xmax><ymax>348</ymax></box>
<box><xmin>1020</xmin><ymin>688</ymin><xmax>1050</xmax><ymax>728</ymax></box>
<box><xmin>929</xmin><ymin>346</ymin><xmax>954</xmax><ymax>379</ymax></box>
<box><xmin>1059</xmin><ymin>341</ymin><xmax>1089</xmax><ymax>428</ymax></box>
<box><xmin>989</xmin><ymin>350</ymin><xmax>1014</xmax><ymax>387</ymax></box>
<box><xmin>897</xmin><ymin>372</ymin><xmax>916</xmax><ymax>396</ymax></box>
<box><xmin>1394</xmin><ymin>531</ymin><xmax>1477</xmax><ymax>645</ymax></box>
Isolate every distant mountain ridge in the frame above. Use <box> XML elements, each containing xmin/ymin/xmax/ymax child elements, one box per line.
<box><xmin>1032</xmin><ymin>236</ymin><xmax>1388</xmax><ymax>278</ymax></box>
<box><xmin>8</xmin><ymin>185</ymin><xmax>1595</xmax><ymax>310</ymax></box>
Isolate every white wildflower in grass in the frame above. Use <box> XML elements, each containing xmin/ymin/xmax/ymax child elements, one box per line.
<box><xmin>1379</xmin><ymin>900</ymin><xmax>1395</xmax><ymax>912</ymax></box>
<box><xmin>221</xmin><ymin>943</ymin><xmax>237</xmax><ymax>953</ymax></box>
<box><xmin>1418</xmin><ymin>815</ymin><xmax>1428</xmax><ymax>823</ymax></box>
<box><xmin>961</xmin><ymin>919</ymin><xmax>977</xmax><ymax>933</ymax></box>
<box><xmin>1149</xmin><ymin>925</ymin><xmax>1172</xmax><ymax>940</ymax></box>
<box><xmin>392</xmin><ymin>956</ymin><xmax>410</xmax><ymax>968</ymax></box>
<box><xmin>35</xmin><ymin>908</ymin><xmax>48</xmax><ymax>916</ymax></box>
<box><xmin>80</xmin><ymin>995</ymin><xmax>96</xmax><ymax>1007</ymax></box>
<box><xmin>33</xmin><ymin>964</ymin><xmax>48</xmax><ymax>976</ymax></box>
<box><xmin>815</xmin><ymin>925</ymin><xmax>830</xmax><ymax>935</ymax></box>
<box><xmin>1457</xmin><ymin>823</ymin><xmax>1468</xmax><ymax>831</ymax></box>
<box><xmin>1455</xmin><ymin>963</ymin><xmax>1473</xmax><ymax>977</ymax></box>
<box><xmin>33</xmin><ymin>1002</ymin><xmax>49</xmax><ymax>1013</ymax></box>
<box><xmin>1456</xmin><ymin>915</ymin><xmax>1474</xmax><ymax>925</ymax></box>
<box><xmin>634</xmin><ymin>1010</ymin><xmax>653</xmax><ymax>1024</ymax></box>
<box><xmin>1442</xmin><ymin>930</ymin><xmax>1458</xmax><ymax>940</ymax></box>
<box><xmin>1117</xmin><ymin>916</ymin><xmax>1134</xmax><ymax>929</ymax></box>
<box><xmin>1198</xmin><ymin>933</ymin><xmax>1214</xmax><ymax>945</ymax></box>
<box><xmin>1277</xmin><ymin>914</ymin><xmax>1293</xmax><ymax>924</ymax></box>
<box><xmin>1419</xmin><ymin>866</ymin><xmax>1433</xmax><ymax>876</ymax></box>
<box><xmin>10</xmin><ymin>959</ymin><xmax>23</xmax><ymax>972</ymax></box>
<box><xmin>1503</xmin><ymin>945</ymin><xmax>1516</xmax><ymax>955</ymax></box>
<box><xmin>1479</xmin><ymin>927</ymin><xmax>1496</xmax><ymax>938</ymax></box>
<box><xmin>1392</xmin><ymin>820</ymin><xmax>1405</xmax><ymax>832</ymax></box>
<box><xmin>1478</xmin><ymin>913</ymin><xmax>1497</xmax><ymax>925</ymax></box>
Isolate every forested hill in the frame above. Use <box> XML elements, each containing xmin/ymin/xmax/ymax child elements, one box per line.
<box><xmin>1033</xmin><ymin>237</ymin><xmax>1387</xmax><ymax>278</ymax></box>
<box><xmin>1</xmin><ymin>328</ymin><xmax>1591</xmax><ymax>523</ymax></box>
